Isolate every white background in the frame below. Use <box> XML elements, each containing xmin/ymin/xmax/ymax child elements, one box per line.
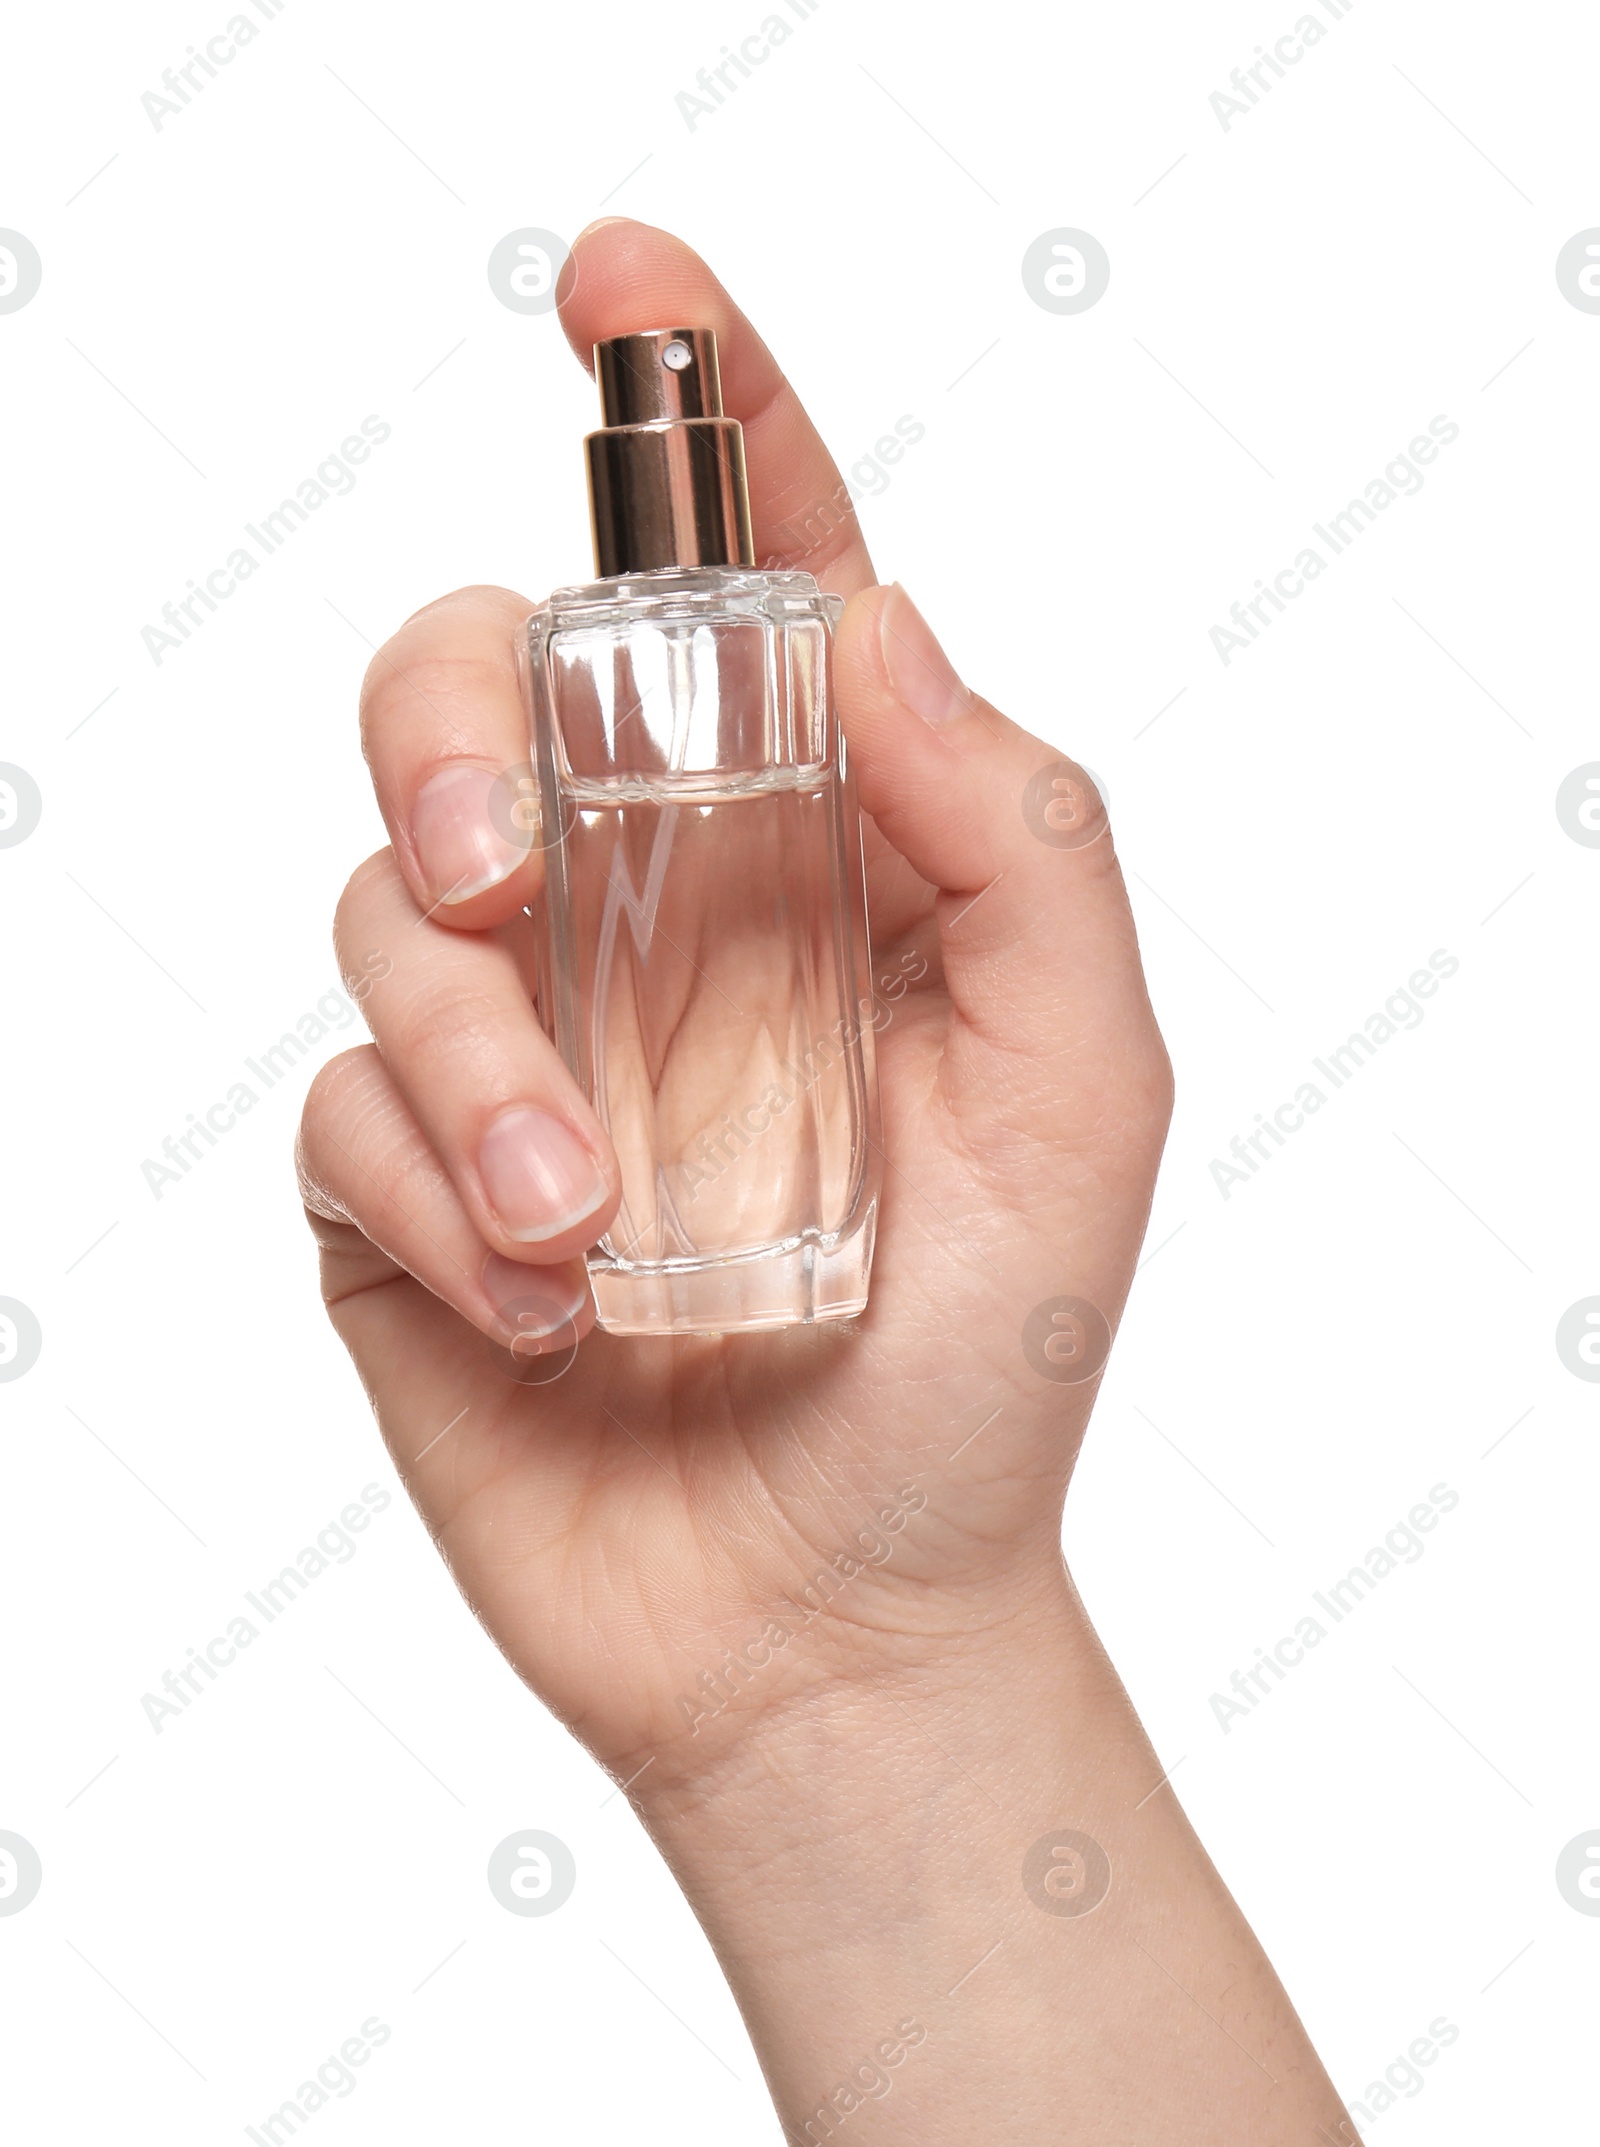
<box><xmin>2</xmin><ymin>0</ymin><xmax>1595</xmax><ymax>2138</ymax></box>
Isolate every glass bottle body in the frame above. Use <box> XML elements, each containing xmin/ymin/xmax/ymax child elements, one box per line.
<box><xmin>524</xmin><ymin>567</ymin><xmax>881</xmax><ymax>1336</ymax></box>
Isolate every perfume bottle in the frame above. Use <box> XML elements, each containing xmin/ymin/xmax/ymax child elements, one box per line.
<box><xmin>523</xmin><ymin>327</ymin><xmax>882</xmax><ymax>1337</ymax></box>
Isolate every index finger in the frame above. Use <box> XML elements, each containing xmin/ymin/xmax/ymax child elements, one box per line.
<box><xmin>358</xmin><ymin>583</ymin><xmax>545</xmax><ymax>928</ymax></box>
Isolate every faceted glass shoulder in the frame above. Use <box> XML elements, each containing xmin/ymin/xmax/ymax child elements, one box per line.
<box><xmin>525</xmin><ymin>567</ymin><xmax>844</xmax><ymax>792</ymax></box>
<box><xmin>527</xmin><ymin>565</ymin><xmax>844</xmax><ymax>637</ymax></box>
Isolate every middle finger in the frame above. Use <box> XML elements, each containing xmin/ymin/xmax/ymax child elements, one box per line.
<box><xmin>336</xmin><ymin>848</ymin><xmax>621</xmax><ymax>1263</ymax></box>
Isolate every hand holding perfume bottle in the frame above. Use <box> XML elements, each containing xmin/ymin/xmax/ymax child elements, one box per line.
<box><xmin>301</xmin><ymin>215</ymin><xmax>1167</xmax><ymax>1752</ymax></box>
<box><xmin>298</xmin><ymin>222</ymin><xmax>1345</xmax><ymax>2146</ymax></box>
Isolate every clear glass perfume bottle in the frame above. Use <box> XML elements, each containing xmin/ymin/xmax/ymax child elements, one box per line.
<box><xmin>523</xmin><ymin>327</ymin><xmax>881</xmax><ymax>1337</ymax></box>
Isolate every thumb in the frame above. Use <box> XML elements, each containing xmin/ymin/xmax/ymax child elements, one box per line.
<box><xmin>834</xmin><ymin>584</ymin><xmax>1162</xmax><ymax>1100</ymax></box>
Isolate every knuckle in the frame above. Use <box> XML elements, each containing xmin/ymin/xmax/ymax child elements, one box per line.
<box><xmin>300</xmin><ymin>1044</ymin><xmax>380</xmax><ymax>1140</ymax></box>
<box><xmin>298</xmin><ymin>1046</ymin><xmax>439</xmax><ymax>1205</ymax></box>
<box><xmin>1095</xmin><ymin>1033</ymin><xmax>1175</xmax><ymax>1164</ymax></box>
<box><xmin>296</xmin><ymin>1046</ymin><xmax>380</xmax><ymax>1211</ymax></box>
<box><xmin>357</xmin><ymin>590</ymin><xmax>529</xmax><ymax>748</ymax></box>
<box><xmin>332</xmin><ymin>848</ymin><xmax>402</xmax><ymax>956</ymax></box>
<box><xmin>401</xmin><ymin>583</ymin><xmax>529</xmax><ymax>628</ymax></box>
<box><xmin>359</xmin><ymin>649</ymin><xmax>507</xmax><ymax>741</ymax></box>
<box><xmin>1145</xmin><ymin>1037</ymin><xmax>1177</xmax><ymax>1130</ymax></box>
<box><xmin>389</xmin><ymin>980</ymin><xmax>507</xmax><ymax>1075</ymax></box>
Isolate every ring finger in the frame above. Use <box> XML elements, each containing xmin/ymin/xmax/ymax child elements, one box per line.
<box><xmin>298</xmin><ymin>1044</ymin><xmax>595</xmax><ymax>1354</ymax></box>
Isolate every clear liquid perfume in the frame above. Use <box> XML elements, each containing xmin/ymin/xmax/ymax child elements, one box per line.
<box><xmin>523</xmin><ymin>327</ymin><xmax>881</xmax><ymax>1337</ymax></box>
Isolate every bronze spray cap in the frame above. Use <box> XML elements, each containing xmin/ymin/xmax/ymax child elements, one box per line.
<box><xmin>585</xmin><ymin>328</ymin><xmax>756</xmax><ymax>577</ymax></box>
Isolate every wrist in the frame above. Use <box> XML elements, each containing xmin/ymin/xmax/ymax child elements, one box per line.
<box><xmin>625</xmin><ymin>1565</ymin><xmax>1098</xmax><ymax>1833</ymax></box>
<box><xmin>617</xmin><ymin>1573</ymin><xmax>1344</xmax><ymax>2147</ymax></box>
<box><xmin>620</xmin><ymin>1586</ymin><xmax>1148</xmax><ymax>2147</ymax></box>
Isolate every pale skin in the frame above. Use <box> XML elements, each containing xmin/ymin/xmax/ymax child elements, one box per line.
<box><xmin>297</xmin><ymin>218</ymin><xmax>1361</xmax><ymax>2145</ymax></box>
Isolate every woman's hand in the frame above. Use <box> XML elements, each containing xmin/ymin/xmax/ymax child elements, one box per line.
<box><xmin>297</xmin><ymin>216</ymin><xmax>1169</xmax><ymax>1776</ymax></box>
<box><xmin>297</xmin><ymin>220</ymin><xmax>1353</xmax><ymax>2147</ymax></box>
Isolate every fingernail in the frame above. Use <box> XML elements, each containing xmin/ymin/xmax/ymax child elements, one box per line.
<box><xmin>481</xmin><ymin>1253</ymin><xmax>592</xmax><ymax>1348</ymax></box>
<box><xmin>879</xmin><ymin>584</ymin><xmax>971</xmax><ymax>729</ymax></box>
<box><xmin>411</xmin><ymin>764</ymin><xmax>529</xmax><ymax>908</ymax></box>
<box><xmin>478</xmin><ymin>1108</ymin><xmax>608</xmax><ymax>1242</ymax></box>
<box><xmin>482</xmin><ymin>1252</ymin><xmax>590</xmax><ymax>1346</ymax></box>
<box><xmin>574</xmin><ymin>216</ymin><xmax>630</xmax><ymax>244</ymax></box>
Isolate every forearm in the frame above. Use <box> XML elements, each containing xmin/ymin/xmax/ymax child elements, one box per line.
<box><xmin>635</xmin><ymin>1577</ymin><xmax>1353</xmax><ymax>2146</ymax></box>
